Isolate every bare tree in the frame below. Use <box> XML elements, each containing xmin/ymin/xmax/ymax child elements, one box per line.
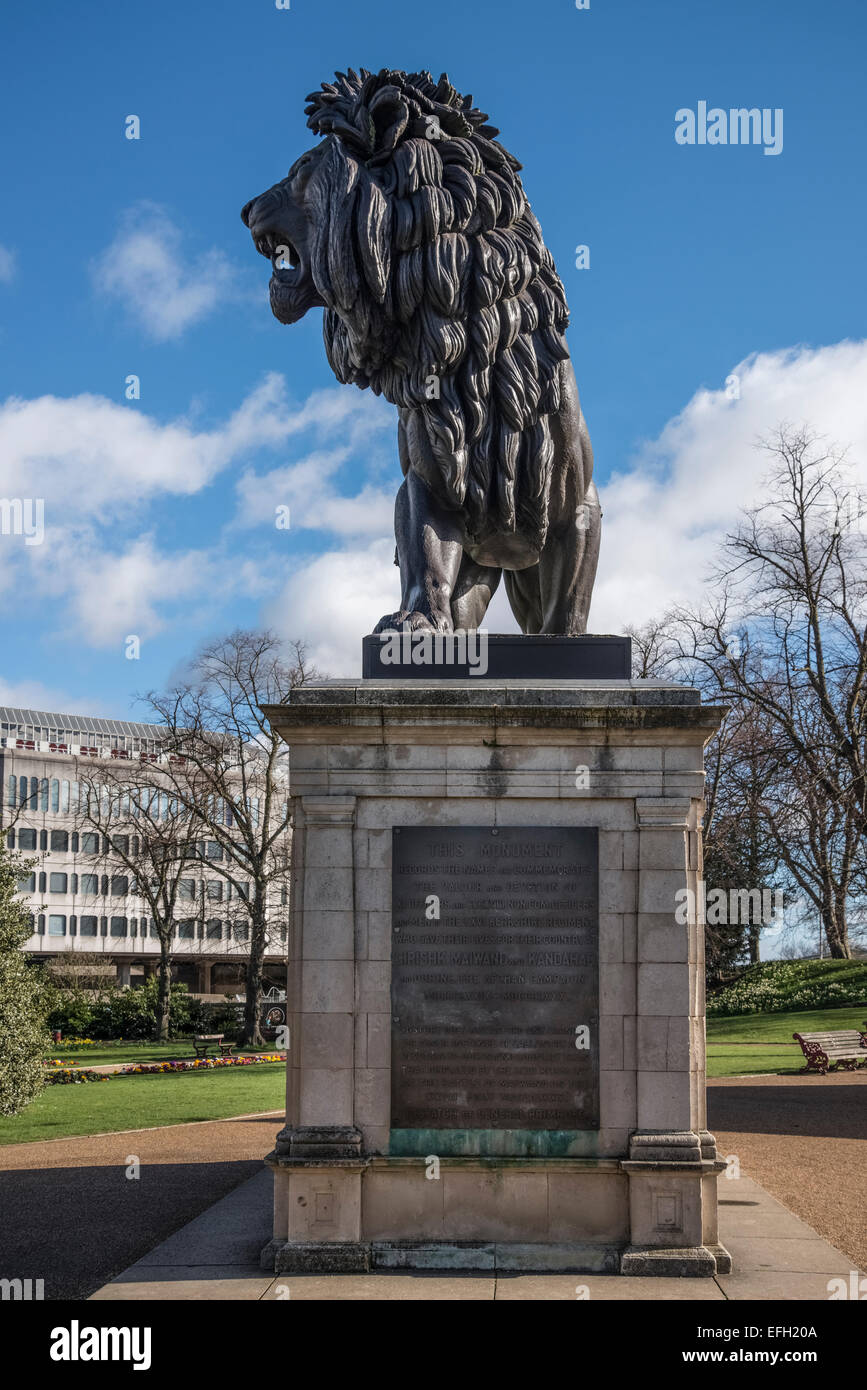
<box><xmin>142</xmin><ymin>632</ymin><xmax>314</xmax><ymax>1045</ymax></box>
<box><xmin>76</xmin><ymin>760</ymin><xmax>199</xmax><ymax>1038</ymax></box>
<box><xmin>628</xmin><ymin>616</ymin><xmax>786</xmax><ymax>970</ymax></box>
<box><xmin>670</xmin><ymin>425</ymin><xmax>867</xmax><ymax>957</ymax></box>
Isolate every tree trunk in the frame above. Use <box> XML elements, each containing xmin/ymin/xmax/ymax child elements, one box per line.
<box><xmin>243</xmin><ymin>901</ymin><xmax>267</xmax><ymax>1047</ymax></box>
<box><xmin>823</xmin><ymin>897</ymin><xmax>852</xmax><ymax>959</ymax></box>
<box><xmin>156</xmin><ymin>942</ymin><xmax>172</xmax><ymax>1040</ymax></box>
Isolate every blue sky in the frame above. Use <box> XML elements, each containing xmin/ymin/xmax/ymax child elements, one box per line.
<box><xmin>1</xmin><ymin>0</ymin><xmax>865</xmax><ymax>716</ymax></box>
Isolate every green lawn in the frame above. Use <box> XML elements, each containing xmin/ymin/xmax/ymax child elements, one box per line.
<box><xmin>707</xmin><ymin>1005</ymin><xmax>867</xmax><ymax>1044</ymax></box>
<box><xmin>0</xmin><ymin>1065</ymin><xmax>285</xmax><ymax>1146</ymax></box>
<box><xmin>707</xmin><ymin>1046</ymin><xmax>803</xmax><ymax>1078</ymax></box>
<box><xmin>707</xmin><ymin>1004</ymin><xmax>867</xmax><ymax>1077</ymax></box>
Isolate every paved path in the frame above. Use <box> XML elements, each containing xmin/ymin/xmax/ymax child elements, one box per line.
<box><xmin>708</xmin><ymin>1072</ymin><xmax>867</xmax><ymax>1272</ymax></box>
<box><xmin>0</xmin><ymin>1111</ymin><xmax>283</xmax><ymax>1300</ymax></box>
<box><xmin>90</xmin><ymin>1169</ymin><xmax>860</xmax><ymax>1301</ymax></box>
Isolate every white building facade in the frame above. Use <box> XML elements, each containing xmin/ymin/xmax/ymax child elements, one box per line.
<box><xmin>1</xmin><ymin>707</ymin><xmax>288</xmax><ymax>997</ymax></box>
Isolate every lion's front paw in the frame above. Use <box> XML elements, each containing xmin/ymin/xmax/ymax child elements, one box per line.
<box><xmin>373</xmin><ymin>610</ymin><xmax>443</xmax><ymax>634</ymax></box>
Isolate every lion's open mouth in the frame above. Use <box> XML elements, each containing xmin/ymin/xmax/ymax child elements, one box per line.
<box><xmin>252</xmin><ymin>230</ymin><xmax>301</xmax><ymax>278</ymax></box>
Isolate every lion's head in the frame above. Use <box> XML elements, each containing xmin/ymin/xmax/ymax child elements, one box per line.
<box><xmin>242</xmin><ymin>69</ymin><xmax>570</xmax><ymax>551</ymax></box>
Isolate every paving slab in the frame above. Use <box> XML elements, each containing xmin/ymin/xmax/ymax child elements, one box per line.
<box><xmin>260</xmin><ymin>1275</ymin><xmax>496</xmax><ymax>1300</ymax></box>
<box><xmin>715</xmin><ymin>1270</ymin><xmax>858</xmax><ymax>1301</ymax></box>
<box><xmin>93</xmin><ymin>1270</ymin><xmax>273</xmax><ymax>1301</ymax></box>
<box><xmin>492</xmin><ymin>1275</ymin><xmax>725</xmax><ymax>1300</ymax></box>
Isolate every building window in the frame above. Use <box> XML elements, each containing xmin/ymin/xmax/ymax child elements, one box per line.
<box><xmin>49</xmin><ymin>873</ymin><xmax>68</xmax><ymax>893</ymax></box>
<box><xmin>6</xmin><ymin>829</ymin><xmax>14</xmax><ymax>850</ymax></box>
<box><xmin>177</xmin><ymin>919</ymin><xmax>195</xmax><ymax>939</ymax></box>
<box><xmin>71</xmin><ymin>832</ymin><xmax>79</xmax><ymax>853</ymax></box>
<box><xmin>17</xmin><ymin>873</ymin><xmax>36</xmax><ymax>893</ymax></box>
<box><xmin>37</xmin><ymin>914</ymin><xmax>45</xmax><ymax>935</ymax></box>
<box><xmin>61</xmin><ymin>780</ymin><xmax>70</xmax><ymax>813</ymax></box>
<box><xmin>40</xmin><ymin>778</ymin><xmax>49</xmax><ymax>812</ymax></box>
<box><xmin>232</xmin><ymin>924</ymin><xmax>249</xmax><ymax>942</ymax></box>
<box><xmin>112</xmin><ymin>834</ymin><xmax>129</xmax><ymax>854</ymax></box>
<box><xmin>79</xmin><ymin>917</ymin><xmax>98</xmax><ymax>937</ymax></box>
<box><xmin>48</xmin><ymin>914</ymin><xmax>66</xmax><ymax>937</ymax></box>
<box><xmin>110</xmin><ymin>916</ymin><xmax>127</xmax><ymax>937</ymax></box>
<box><xmin>50</xmin><ymin>779</ymin><xmax>59</xmax><ymax>813</ymax></box>
<box><xmin>111</xmin><ymin>876</ymin><xmax>128</xmax><ymax>897</ymax></box>
<box><xmin>39</xmin><ymin>830</ymin><xmax>47</xmax><ymax>851</ymax></box>
<box><xmin>70</xmin><ymin>782</ymin><xmax>79</xmax><ymax>813</ymax></box>
<box><xmin>178</xmin><ymin>878</ymin><xmax>196</xmax><ymax>901</ymax></box>
<box><xmin>6</xmin><ymin>775</ymin><xmax>15</xmax><ymax>808</ymax></box>
<box><xmin>18</xmin><ymin>828</ymin><xmax>36</xmax><ymax>851</ymax></box>
<box><xmin>206</xmin><ymin>919</ymin><xmax>222</xmax><ymax>940</ymax></box>
<box><xmin>80</xmin><ymin>874</ymin><xmax>98</xmax><ymax>895</ymax></box>
<box><xmin>19</xmin><ymin>779</ymin><xmax>28</xmax><ymax>807</ymax></box>
<box><xmin>206</xmin><ymin>840</ymin><xmax>223</xmax><ymax>861</ymax></box>
<box><xmin>38</xmin><ymin>872</ymin><xmax>46</xmax><ymax>892</ymax></box>
<box><xmin>207</xmin><ymin>880</ymin><xmax>223</xmax><ymax>902</ymax></box>
<box><xmin>82</xmin><ymin>832</ymin><xmax>100</xmax><ymax>854</ymax></box>
<box><xmin>50</xmin><ymin>830</ymin><xmax>69</xmax><ymax>852</ymax></box>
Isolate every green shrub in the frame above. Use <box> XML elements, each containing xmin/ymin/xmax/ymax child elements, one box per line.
<box><xmin>48</xmin><ymin>976</ymin><xmax>205</xmax><ymax>1040</ymax></box>
<box><xmin>0</xmin><ymin>846</ymin><xmax>50</xmax><ymax>1115</ymax></box>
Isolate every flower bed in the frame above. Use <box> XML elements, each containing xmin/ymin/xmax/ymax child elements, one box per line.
<box><xmin>708</xmin><ymin>959</ymin><xmax>867</xmax><ymax>1016</ymax></box>
<box><xmin>121</xmin><ymin>1053</ymin><xmax>285</xmax><ymax>1075</ymax></box>
<box><xmin>45</xmin><ymin>1068</ymin><xmax>111</xmax><ymax>1085</ymax></box>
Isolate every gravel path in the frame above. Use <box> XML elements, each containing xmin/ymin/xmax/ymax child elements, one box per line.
<box><xmin>708</xmin><ymin>1072</ymin><xmax>867</xmax><ymax>1272</ymax></box>
<box><xmin>0</xmin><ymin>1111</ymin><xmax>284</xmax><ymax>1300</ymax></box>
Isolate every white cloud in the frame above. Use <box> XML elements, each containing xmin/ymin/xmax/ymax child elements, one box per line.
<box><xmin>6</xmin><ymin>339</ymin><xmax>865</xmax><ymax>670</ymax></box>
<box><xmin>590</xmin><ymin>340</ymin><xmax>867</xmax><ymax>633</ymax></box>
<box><xmin>267</xmin><ymin>340</ymin><xmax>867</xmax><ymax>671</ymax></box>
<box><xmin>0</xmin><ymin>677</ymin><xmax>87</xmax><ymax>711</ymax></box>
<box><xmin>0</xmin><ymin>375</ymin><xmax>389</xmax><ymax>648</ymax></box>
<box><xmin>91</xmin><ymin>204</ymin><xmax>237</xmax><ymax>341</ymax></box>
<box><xmin>266</xmin><ymin>539</ymin><xmax>399</xmax><ymax>677</ymax></box>
<box><xmin>0</xmin><ymin>245</ymin><xmax>15</xmax><ymax>283</ymax></box>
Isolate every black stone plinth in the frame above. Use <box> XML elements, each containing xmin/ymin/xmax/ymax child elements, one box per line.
<box><xmin>361</xmin><ymin>633</ymin><xmax>631</xmax><ymax>681</ymax></box>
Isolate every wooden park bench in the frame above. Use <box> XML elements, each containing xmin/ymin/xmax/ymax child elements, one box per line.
<box><xmin>793</xmin><ymin>1029</ymin><xmax>867</xmax><ymax>1075</ymax></box>
<box><xmin>192</xmin><ymin>1034</ymin><xmax>224</xmax><ymax>1059</ymax></box>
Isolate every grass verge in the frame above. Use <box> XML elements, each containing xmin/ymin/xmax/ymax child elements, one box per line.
<box><xmin>0</xmin><ymin>1065</ymin><xmax>285</xmax><ymax>1146</ymax></box>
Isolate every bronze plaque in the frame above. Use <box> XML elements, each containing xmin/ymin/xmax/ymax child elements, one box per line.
<box><xmin>390</xmin><ymin>826</ymin><xmax>599</xmax><ymax>1131</ymax></box>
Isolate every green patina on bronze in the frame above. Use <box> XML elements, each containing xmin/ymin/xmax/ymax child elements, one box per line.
<box><xmin>389</xmin><ymin>1128</ymin><xmax>601</xmax><ymax>1158</ymax></box>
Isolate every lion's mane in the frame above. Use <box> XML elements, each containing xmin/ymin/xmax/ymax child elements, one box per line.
<box><xmin>303</xmin><ymin>69</ymin><xmax>570</xmax><ymax>552</ymax></box>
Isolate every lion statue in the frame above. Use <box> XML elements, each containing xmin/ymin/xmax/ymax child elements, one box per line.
<box><xmin>242</xmin><ymin>68</ymin><xmax>601</xmax><ymax>635</ymax></box>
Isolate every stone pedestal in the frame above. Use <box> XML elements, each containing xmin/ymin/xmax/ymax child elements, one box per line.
<box><xmin>260</xmin><ymin>679</ymin><xmax>731</xmax><ymax>1275</ymax></box>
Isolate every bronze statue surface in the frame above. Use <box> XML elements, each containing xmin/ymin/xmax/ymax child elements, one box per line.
<box><xmin>242</xmin><ymin>68</ymin><xmax>600</xmax><ymax>635</ymax></box>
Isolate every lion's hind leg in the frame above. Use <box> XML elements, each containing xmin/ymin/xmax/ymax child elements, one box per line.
<box><xmin>504</xmin><ymin>565</ymin><xmax>543</xmax><ymax>634</ymax></box>
<box><xmin>451</xmin><ymin>554</ymin><xmax>501</xmax><ymax>630</ymax></box>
